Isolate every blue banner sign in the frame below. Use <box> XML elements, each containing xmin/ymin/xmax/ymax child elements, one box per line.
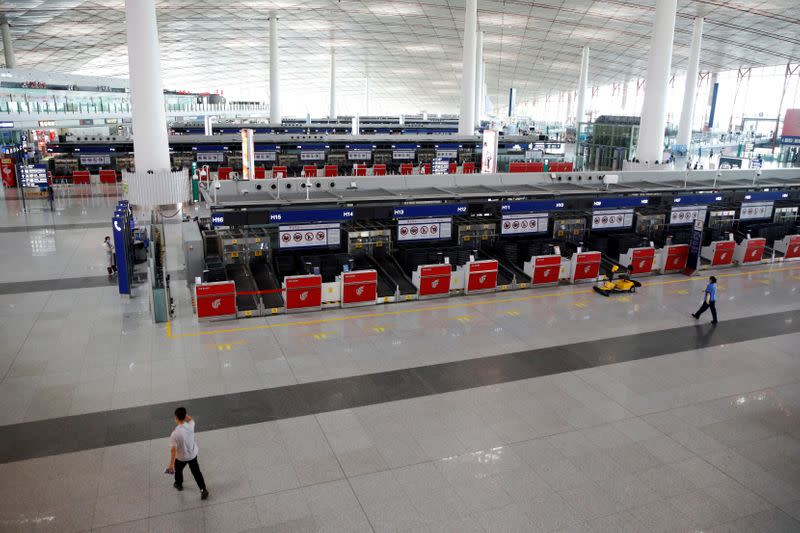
<box><xmin>685</xmin><ymin>219</ymin><xmax>704</xmax><ymax>276</ymax></box>
<box><xmin>393</xmin><ymin>204</ymin><xmax>468</xmax><ymax>218</ymax></box>
<box><xmin>193</xmin><ymin>145</ymin><xmax>226</xmax><ymax>152</ymax></box>
<box><xmin>501</xmin><ymin>200</ymin><xmax>566</xmax><ymax>213</ymax></box>
<box><xmin>673</xmin><ymin>194</ymin><xmax>723</xmax><ymax>205</ymax></box>
<box><xmin>269</xmin><ymin>208</ymin><xmax>354</xmax><ymax>223</ymax></box>
<box><xmin>742</xmin><ymin>191</ymin><xmax>789</xmax><ymax>202</ymax></box>
<box><xmin>591</xmin><ymin>197</ymin><xmax>649</xmax><ymax>209</ymax></box>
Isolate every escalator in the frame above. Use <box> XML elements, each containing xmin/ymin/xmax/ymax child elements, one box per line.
<box><xmin>225</xmin><ymin>263</ymin><xmax>260</xmax><ymax>314</ymax></box>
<box><xmin>249</xmin><ymin>259</ymin><xmax>284</xmax><ymax>308</ymax></box>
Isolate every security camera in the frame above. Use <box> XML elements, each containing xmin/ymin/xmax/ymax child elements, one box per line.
<box><xmin>756</xmin><ymin>169</ymin><xmax>762</xmax><ymax>176</ymax></box>
<box><xmin>242</xmin><ymin>189</ymin><xmax>249</xmax><ymax>195</ymax></box>
<box><xmin>214</xmin><ymin>182</ymin><xmax>221</xmax><ymax>189</ymax></box>
<box><xmin>716</xmin><ymin>171</ymin><xmax>722</xmax><ymax>178</ymax></box>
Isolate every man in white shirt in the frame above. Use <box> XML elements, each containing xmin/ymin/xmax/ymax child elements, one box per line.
<box><xmin>166</xmin><ymin>407</ymin><xmax>209</xmax><ymax>500</ymax></box>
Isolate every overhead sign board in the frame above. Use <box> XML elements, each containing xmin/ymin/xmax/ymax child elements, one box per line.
<box><xmin>269</xmin><ymin>208</ymin><xmax>354</xmax><ymax>224</ymax></box>
<box><xmin>591</xmin><ymin>196</ymin><xmax>649</xmax><ymax>209</ymax></box>
<box><xmin>393</xmin><ymin>204</ymin><xmax>467</xmax><ymax>218</ymax></box>
<box><xmin>501</xmin><ymin>200</ymin><xmax>565</xmax><ymax>213</ymax></box>
<box><xmin>673</xmin><ymin>194</ymin><xmax>723</xmax><ymax>205</ymax></box>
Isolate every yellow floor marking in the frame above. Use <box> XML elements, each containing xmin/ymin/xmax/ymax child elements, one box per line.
<box><xmin>672</xmin><ymin>289</ymin><xmax>690</xmax><ymax>295</ymax></box>
<box><xmin>757</xmin><ymin>279</ymin><xmax>771</xmax><ymax>285</ymax></box>
<box><xmin>372</xmin><ymin>326</ymin><xmax>386</xmax><ymax>333</ymax></box>
<box><xmin>168</xmin><ymin>264</ymin><xmax>800</xmax><ymax>339</ymax></box>
<box><xmin>616</xmin><ymin>296</ymin><xmax>631</xmax><ymax>303</ymax></box>
<box><xmin>504</xmin><ymin>310</ymin><xmax>521</xmax><ymax>316</ymax></box>
<box><xmin>308</xmin><ymin>332</ymin><xmax>332</xmax><ymax>340</ymax></box>
<box><xmin>450</xmin><ymin>315</ymin><xmax>472</xmax><ymax>323</ymax></box>
<box><xmin>573</xmin><ymin>301</ymin><xmax>589</xmax><ymax>309</ymax></box>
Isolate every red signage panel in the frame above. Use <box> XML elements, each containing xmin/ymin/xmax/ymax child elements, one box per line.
<box><xmin>466</xmin><ymin>261</ymin><xmax>498</xmax><ymax>292</ymax></box>
<box><xmin>742</xmin><ymin>238</ymin><xmax>766</xmax><ymax>263</ymax></box>
<box><xmin>664</xmin><ymin>244</ymin><xmax>689</xmax><ymax>272</ymax></box>
<box><xmin>196</xmin><ymin>282</ymin><xmax>236</xmax><ymax>318</ymax></box>
<box><xmin>785</xmin><ymin>236</ymin><xmax>800</xmax><ymax>259</ymax></box>
<box><xmin>284</xmin><ymin>275</ymin><xmax>322</xmax><ymax>311</ymax></box>
<box><xmin>629</xmin><ymin>247</ymin><xmax>655</xmax><ymax>275</ymax></box>
<box><xmin>712</xmin><ymin>241</ymin><xmax>735</xmax><ymax>266</ymax></box>
<box><xmin>341</xmin><ymin>270</ymin><xmax>378</xmax><ymax>306</ymax></box>
<box><xmin>418</xmin><ymin>274</ymin><xmax>450</xmax><ymax>296</ymax></box>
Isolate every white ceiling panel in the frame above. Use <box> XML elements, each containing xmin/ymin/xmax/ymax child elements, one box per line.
<box><xmin>0</xmin><ymin>0</ymin><xmax>797</xmax><ymax>113</ymax></box>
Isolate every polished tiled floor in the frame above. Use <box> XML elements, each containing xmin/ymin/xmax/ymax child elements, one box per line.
<box><xmin>1</xmin><ymin>189</ymin><xmax>799</xmax><ymax>532</ymax></box>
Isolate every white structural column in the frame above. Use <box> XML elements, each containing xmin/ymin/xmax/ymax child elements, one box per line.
<box><xmin>124</xmin><ymin>0</ymin><xmax>170</xmax><ymax>172</ymax></box>
<box><xmin>621</xmin><ymin>80</ymin><xmax>629</xmax><ymax>111</ymax></box>
<box><xmin>329</xmin><ymin>49</ymin><xmax>336</xmax><ymax>119</ymax></box>
<box><xmin>458</xmin><ymin>0</ymin><xmax>477</xmax><ymax>135</ymax></box>
<box><xmin>474</xmin><ymin>30</ymin><xmax>483</xmax><ymax>127</ymax></box>
<box><xmin>1</xmin><ymin>16</ymin><xmax>15</xmax><ymax>69</ymax></box>
<box><xmin>269</xmin><ymin>12</ymin><xmax>281</xmax><ymax>124</ymax></box>
<box><xmin>575</xmin><ymin>46</ymin><xmax>589</xmax><ymax>125</ymax></box>
<box><xmin>676</xmin><ymin>17</ymin><xmax>704</xmax><ymax>147</ymax></box>
<box><xmin>637</xmin><ymin>0</ymin><xmax>678</xmax><ymax>162</ymax></box>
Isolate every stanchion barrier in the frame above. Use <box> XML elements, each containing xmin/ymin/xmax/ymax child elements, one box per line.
<box><xmin>413</xmin><ymin>264</ymin><xmax>451</xmax><ymax>298</ymax></box>
<box><xmin>340</xmin><ymin>270</ymin><xmax>378</xmax><ymax>307</ymax></box>
<box><xmin>775</xmin><ymin>235</ymin><xmax>800</xmax><ymax>261</ymax></box>
<box><xmin>196</xmin><ymin>281</ymin><xmax>237</xmax><ymax>319</ymax></box>
<box><xmin>701</xmin><ymin>240</ymin><xmax>736</xmax><ymax>267</ymax></box>
<box><xmin>569</xmin><ymin>251</ymin><xmax>602</xmax><ymax>283</ymax></box>
<box><xmin>465</xmin><ymin>260</ymin><xmax>498</xmax><ymax>294</ymax></box>
<box><xmin>620</xmin><ymin>247</ymin><xmax>656</xmax><ymax>275</ymax></box>
<box><xmin>524</xmin><ymin>254</ymin><xmax>561</xmax><ymax>286</ymax></box>
<box><xmin>283</xmin><ymin>275</ymin><xmax>323</xmax><ymax>312</ymax></box>
<box><xmin>734</xmin><ymin>238</ymin><xmax>766</xmax><ymax>265</ymax></box>
<box><xmin>658</xmin><ymin>244</ymin><xmax>689</xmax><ymax>273</ymax></box>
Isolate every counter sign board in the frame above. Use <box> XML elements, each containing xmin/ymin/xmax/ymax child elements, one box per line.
<box><xmin>501</xmin><ymin>213</ymin><xmax>548</xmax><ymax>235</ymax></box>
<box><xmin>279</xmin><ymin>223</ymin><xmax>340</xmax><ymax>248</ymax></box>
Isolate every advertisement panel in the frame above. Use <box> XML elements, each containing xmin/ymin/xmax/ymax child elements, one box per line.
<box><xmin>781</xmin><ymin>108</ymin><xmax>800</xmax><ymax>145</ymax></box>
<box><xmin>481</xmin><ymin>129</ymin><xmax>498</xmax><ymax>173</ymax></box>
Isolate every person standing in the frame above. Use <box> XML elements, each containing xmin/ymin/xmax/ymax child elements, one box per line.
<box><xmin>103</xmin><ymin>236</ymin><xmax>117</xmax><ymax>277</ymax></box>
<box><xmin>692</xmin><ymin>276</ymin><xmax>718</xmax><ymax>324</ymax></box>
<box><xmin>47</xmin><ymin>185</ymin><xmax>54</xmax><ymax>212</ymax></box>
<box><xmin>166</xmin><ymin>407</ymin><xmax>209</xmax><ymax>500</ymax></box>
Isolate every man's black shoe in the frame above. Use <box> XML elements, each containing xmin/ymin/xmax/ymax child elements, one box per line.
<box><xmin>173</xmin><ymin>482</ymin><xmax>183</xmax><ymax>491</ymax></box>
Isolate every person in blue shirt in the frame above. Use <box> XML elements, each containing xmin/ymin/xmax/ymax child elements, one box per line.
<box><xmin>692</xmin><ymin>276</ymin><xmax>718</xmax><ymax>324</ymax></box>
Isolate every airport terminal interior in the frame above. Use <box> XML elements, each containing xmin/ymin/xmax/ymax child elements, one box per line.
<box><xmin>1</xmin><ymin>1</ymin><xmax>800</xmax><ymax>532</ymax></box>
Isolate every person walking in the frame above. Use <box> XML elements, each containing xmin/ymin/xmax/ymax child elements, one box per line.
<box><xmin>103</xmin><ymin>236</ymin><xmax>117</xmax><ymax>277</ymax></box>
<box><xmin>166</xmin><ymin>407</ymin><xmax>209</xmax><ymax>500</ymax></box>
<box><xmin>46</xmin><ymin>185</ymin><xmax>54</xmax><ymax>212</ymax></box>
<box><xmin>692</xmin><ymin>276</ymin><xmax>718</xmax><ymax>324</ymax></box>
